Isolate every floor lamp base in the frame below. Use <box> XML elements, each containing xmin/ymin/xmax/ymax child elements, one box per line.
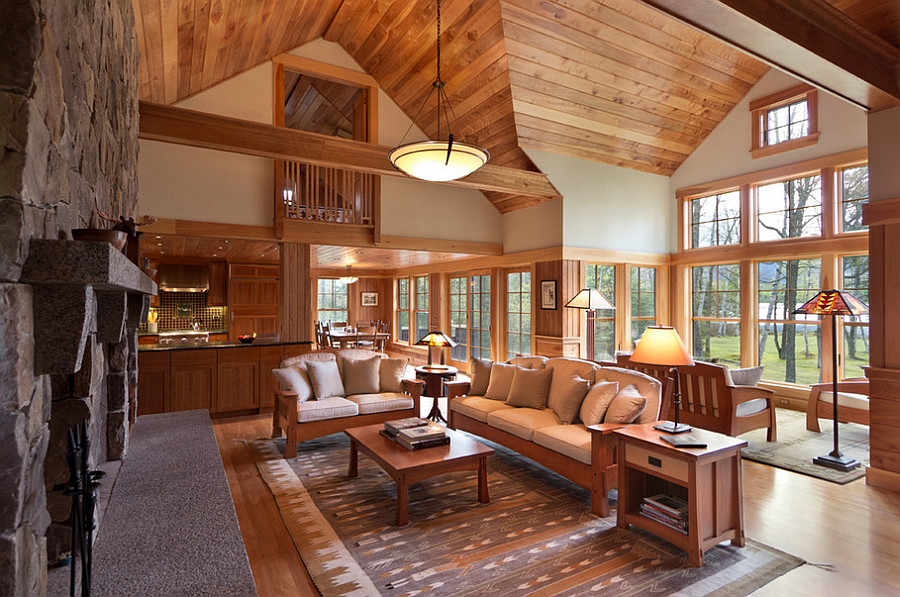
<box><xmin>813</xmin><ymin>452</ymin><xmax>861</xmax><ymax>472</ymax></box>
<box><xmin>654</xmin><ymin>421</ymin><xmax>693</xmax><ymax>434</ymax></box>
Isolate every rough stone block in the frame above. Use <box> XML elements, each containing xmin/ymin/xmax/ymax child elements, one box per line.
<box><xmin>0</xmin><ymin>284</ymin><xmax>35</xmax><ymax>410</ymax></box>
<box><xmin>96</xmin><ymin>291</ymin><xmax>126</xmax><ymax>343</ymax></box>
<box><xmin>0</xmin><ymin>411</ymin><xmax>26</xmax><ymax>531</ymax></box>
<box><xmin>106</xmin><ymin>410</ymin><xmax>127</xmax><ymax>460</ymax></box>
<box><xmin>106</xmin><ymin>371</ymin><xmax>127</xmax><ymax>411</ymax></box>
<box><xmin>31</xmin><ymin>285</ymin><xmax>94</xmax><ymax>375</ymax></box>
<box><xmin>108</xmin><ymin>336</ymin><xmax>128</xmax><ymax>372</ymax></box>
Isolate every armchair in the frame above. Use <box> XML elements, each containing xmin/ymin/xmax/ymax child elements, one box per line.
<box><xmin>806</xmin><ymin>379</ymin><xmax>869</xmax><ymax>432</ymax></box>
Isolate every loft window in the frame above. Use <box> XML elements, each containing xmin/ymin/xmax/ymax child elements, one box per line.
<box><xmin>750</xmin><ymin>85</ymin><xmax>819</xmax><ymax>159</ymax></box>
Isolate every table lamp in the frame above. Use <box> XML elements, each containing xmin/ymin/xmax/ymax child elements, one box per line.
<box><xmin>416</xmin><ymin>331</ymin><xmax>457</xmax><ymax>369</ymax></box>
<box><xmin>630</xmin><ymin>326</ymin><xmax>695</xmax><ymax>433</ymax></box>
<box><xmin>564</xmin><ymin>288</ymin><xmax>615</xmax><ymax>362</ymax></box>
<box><xmin>793</xmin><ymin>289</ymin><xmax>869</xmax><ymax>471</ymax></box>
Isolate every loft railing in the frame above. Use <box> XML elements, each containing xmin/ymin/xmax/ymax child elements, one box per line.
<box><xmin>281</xmin><ymin>161</ymin><xmax>375</xmax><ymax>225</ymax></box>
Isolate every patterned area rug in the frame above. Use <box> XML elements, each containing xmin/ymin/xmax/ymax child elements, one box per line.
<box><xmin>249</xmin><ymin>433</ymin><xmax>802</xmax><ymax>597</ymax></box>
<box><xmin>740</xmin><ymin>409</ymin><xmax>869</xmax><ymax>484</ymax></box>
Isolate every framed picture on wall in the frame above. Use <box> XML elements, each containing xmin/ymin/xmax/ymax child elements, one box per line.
<box><xmin>361</xmin><ymin>292</ymin><xmax>378</xmax><ymax>307</ymax></box>
<box><xmin>540</xmin><ymin>280</ymin><xmax>557</xmax><ymax>310</ymax></box>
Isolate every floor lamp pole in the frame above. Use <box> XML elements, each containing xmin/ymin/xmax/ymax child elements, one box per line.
<box><xmin>813</xmin><ymin>313</ymin><xmax>860</xmax><ymax>471</ymax></box>
<box><xmin>585</xmin><ymin>309</ymin><xmax>596</xmax><ymax>362</ymax></box>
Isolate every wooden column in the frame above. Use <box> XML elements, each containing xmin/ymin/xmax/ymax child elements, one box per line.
<box><xmin>280</xmin><ymin>242</ymin><xmax>311</xmax><ymax>343</ymax></box>
<box><xmin>534</xmin><ymin>260</ymin><xmax>582</xmax><ymax>357</ymax></box>
<box><xmin>863</xmin><ymin>106</ymin><xmax>900</xmax><ymax>492</ymax></box>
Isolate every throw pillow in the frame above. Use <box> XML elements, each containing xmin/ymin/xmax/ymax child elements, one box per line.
<box><xmin>469</xmin><ymin>357</ymin><xmax>493</xmax><ymax>396</ymax></box>
<box><xmin>506</xmin><ymin>367</ymin><xmax>553</xmax><ymax>409</ymax></box>
<box><xmin>549</xmin><ymin>375</ymin><xmax>591</xmax><ymax>424</ymax></box>
<box><xmin>342</xmin><ymin>357</ymin><xmax>381</xmax><ymax>395</ymax></box>
<box><xmin>484</xmin><ymin>362</ymin><xmax>517</xmax><ymax>401</ymax></box>
<box><xmin>728</xmin><ymin>365</ymin><xmax>764</xmax><ymax>387</ymax></box>
<box><xmin>579</xmin><ymin>381</ymin><xmax>619</xmax><ymax>426</ymax></box>
<box><xmin>380</xmin><ymin>357</ymin><xmax>410</xmax><ymax>392</ymax></box>
<box><xmin>306</xmin><ymin>359</ymin><xmax>345</xmax><ymax>399</ymax></box>
<box><xmin>604</xmin><ymin>384</ymin><xmax>648</xmax><ymax>424</ymax></box>
<box><xmin>271</xmin><ymin>366</ymin><xmax>313</xmax><ymax>403</ymax></box>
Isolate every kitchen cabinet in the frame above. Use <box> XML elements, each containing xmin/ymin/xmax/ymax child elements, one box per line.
<box><xmin>258</xmin><ymin>345</ymin><xmax>286</xmax><ymax>410</ymax></box>
<box><xmin>138</xmin><ymin>335</ymin><xmax>159</xmax><ymax>345</ymax></box>
<box><xmin>170</xmin><ymin>349</ymin><xmax>217</xmax><ymax>412</ymax></box>
<box><xmin>217</xmin><ymin>347</ymin><xmax>260</xmax><ymax>412</ymax></box>
<box><xmin>207</xmin><ymin>261</ymin><xmax>228</xmax><ymax>306</ymax></box>
<box><xmin>137</xmin><ymin>351</ymin><xmax>169</xmax><ymax>415</ymax></box>
<box><xmin>230</xmin><ymin>263</ymin><xmax>279</xmax><ymax>340</ymax></box>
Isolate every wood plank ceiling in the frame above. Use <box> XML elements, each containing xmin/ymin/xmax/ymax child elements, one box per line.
<box><xmin>133</xmin><ymin>0</ymin><xmax>900</xmax><ymax>267</ymax></box>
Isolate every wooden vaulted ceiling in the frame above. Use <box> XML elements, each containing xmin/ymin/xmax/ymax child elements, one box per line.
<box><xmin>134</xmin><ymin>0</ymin><xmax>900</xmax><ymax>266</ymax></box>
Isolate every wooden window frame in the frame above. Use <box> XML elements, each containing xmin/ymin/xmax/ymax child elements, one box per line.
<box><xmin>750</xmin><ymin>84</ymin><xmax>819</xmax><ymax>159</ymax></box>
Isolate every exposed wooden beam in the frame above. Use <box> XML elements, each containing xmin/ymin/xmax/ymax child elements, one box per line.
<box><xmin>138</xmin><ymin>101</ymin><xmax>562</xmax><ymax>200</ymax></box>
<box><xmin>640</xmin><ymin>0</ymin><xmax>900</xmax><ymax>111</ymax></box>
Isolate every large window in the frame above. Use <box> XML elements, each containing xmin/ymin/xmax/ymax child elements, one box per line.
<box><xmin>450</xmin><ymin>273</ymin><xmax>491</xmax><ymax>362</ymax></box>
<box><xmin>841</xmin><ymin>165</ymin><xmax>869</xmax><ymax>233</ymax></box>
<box><xmin>396</xmin><ymin>278</ymin><xmax>410</xmax><ymax>343</ymax></box>
<box><xmin>631</xmin><ymin>266</ymin><xmax>657</xmax><ymax>346</ymax></box>
<box><xmin>414</xmin><ymin>275</ymin><xmax>429</xmax><ymax>343</ymax></box>
<box><xmin>841</xmin><ymin>255</ymin><xmax>869</xmax><ymax>379</ymax></box>
<box><xmin>757</xmin><ymin>174</ymin><xmax>822</xmax><ymax>241</ymax></box>
<box><xmin>586</xmin><ymin>264</ymin><xmax>616</xmax><ymax>359</ymax></box>
<box><xmin>758</xmin><ymin>259</ymin><xmax>822</xmax><ymax>385</ymax></box>
<box><xmin>690</xmin><ymin>191</ymin><xmax>740</xmax><ymax>248</ymax></box>
<box><xmin>506</xmin><ymin>271</ymin><xmax>531</xmax><ymax>359</ymax></box>
<box><xmin>691</xmin><ymin>264</ymin><xmax>741</xmax><ymax>365</ymax></box>
<box><xmin>317</xmin><ymin>279</ymin><xmax>348</xmax><ymax>324</ymax></box>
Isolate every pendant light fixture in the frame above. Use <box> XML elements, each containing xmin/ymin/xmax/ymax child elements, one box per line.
<box><xmin>388</xmin><ymin>0</ymin><xmax>490</xmax><ymax>182</ymax></box>
<box><xmin>339</xmin><ymin>265</ymin><xmax>358</xmax><ymax>284</ymax></box>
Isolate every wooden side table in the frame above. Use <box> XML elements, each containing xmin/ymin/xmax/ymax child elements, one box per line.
<box><xmin>415</xmin><ymin>366</ymin><xmax>458</xmax><ymax>423</ymax></box>
<box><xmin>614</xmin><ymin>424</ymin><xmax>747</xmax><ymax>566</ymax></box>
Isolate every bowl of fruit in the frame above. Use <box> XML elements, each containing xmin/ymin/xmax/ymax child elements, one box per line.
<box><xmin>238</xmin><ymin>333</ymin><xmax>257</xmax><ymax>344</ymax></box>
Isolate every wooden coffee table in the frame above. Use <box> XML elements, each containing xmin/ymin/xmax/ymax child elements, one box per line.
<box><xmin>344</xmin><ymin>424</ymin><xmax>494</xmax><ymax>525</ymax></box>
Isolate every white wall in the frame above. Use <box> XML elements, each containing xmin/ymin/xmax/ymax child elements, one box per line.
<box><xmin>672</xmin><ymin>69</ymin><xmax>868</xmax><ymax>191</ymax></box>
<box><xmin>525</xmin><ymin>148</ymin><xmax>672</xmax><ymax>253</ymax></box>
<box><xmin>501</xmin><ymin>200</ymin><xmax>563</xmax><ymax>253</ymax></box>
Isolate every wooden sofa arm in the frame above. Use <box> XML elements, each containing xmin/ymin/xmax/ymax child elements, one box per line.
<box><xmin>445</xmin><ymin>380</ymin><xmax>471</xmax><ymax>399</ymax></box>
<box><xmin>272</xmin><ymin>389</ymin><xmax>298</xmax><ymax>439</ymax></box>
<box><xmin>585</xmin><ymin>423</ymin><xmax>627</xmax><ymax>435</ymax></box>
<box><xmin>401</xmin><ymin>378</ymin><xmax>424</xmax><ymax>408</ymax></box>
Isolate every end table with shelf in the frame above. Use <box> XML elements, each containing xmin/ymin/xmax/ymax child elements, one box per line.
<box><xmin>414</xmin><ymin>366</ymin><xmax>458</xmax><ymax>423</ymax></box>
<box><xmin>614</xmin><ymin>424</ymin><xmax>747</xmax><ymax>566</ymax></box>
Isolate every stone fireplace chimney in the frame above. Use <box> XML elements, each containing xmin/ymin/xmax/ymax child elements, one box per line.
<box><xmin>0</xmin><ymin>0</ymin><xmax>141</xmax><ymax>595</ymax></box>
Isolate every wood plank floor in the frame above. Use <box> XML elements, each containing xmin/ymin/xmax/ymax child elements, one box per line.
<box><xmin>213</xmin><ymin>412</ymin><xmax>900</xmax><ymax>597</ymax></box>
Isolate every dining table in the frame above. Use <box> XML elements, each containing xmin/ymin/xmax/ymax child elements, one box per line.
<box><xmin>327</xmin><ymin>328</ymin><xmax>390</xmax><ymax>349</ymax></box>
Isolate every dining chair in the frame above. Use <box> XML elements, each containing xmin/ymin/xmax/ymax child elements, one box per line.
<box><xmin>355</xmin><ymin>325</ymin><xmax>378</xmax><ymax>350</ymax></box>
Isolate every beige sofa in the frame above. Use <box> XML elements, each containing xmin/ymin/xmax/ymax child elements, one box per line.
<box><xmin>271</xmin><ymin>349</ymin><xmax>423</xmax><ymax>458</ymax></box>
<box><xmin>447</xmin><ymin>356</ymin><xmax>662</xmax><ymax>517</ymax></box>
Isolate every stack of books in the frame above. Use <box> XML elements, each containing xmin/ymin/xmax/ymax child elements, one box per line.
<box><xmin>381</xmin><ymin>418</ymin><xmax>450</xmax><ymax>450</ymax></box>
<box><xmin>640</xmin><ymin>494</ymin><xmax>689</xmax><ymax>534</ymax></box>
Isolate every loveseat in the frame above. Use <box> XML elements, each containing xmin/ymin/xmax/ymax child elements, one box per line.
<box><xmin>271</xmin><ymin>349</ymin><xmax>423</xmax><ymax>458</ymax></box>
<box><xmin>446</xmin><ymin>355</ymin><xmax>662</xmax><ymax>517</ymax></box>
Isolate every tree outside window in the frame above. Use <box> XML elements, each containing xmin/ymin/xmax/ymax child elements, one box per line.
<box><xmin>506</xmin><ymin>271</ymin><xmax>531</xmax><ymax>359</ymax></box>
<box><xmin>396</xmin><ymin>278</ymin><xmax>409</xmax><ymax>343</ymax></box>
<box><xmin>690</xmin><ymin>191</ymin><xmax>740</xmax><ymax>248</ymax></box>
<box><xmin>757</xmin><ymin>175</ymin><xmax>822</xmax><ymax>241</ymax></box>
<box><xmin>631</xmin><ymin>266</ymin><xmax>656</xmax><ymax>348</ymax></box>
<box><xmin>841</xmin><ymin>165</ymin><xmax>869</xmax><ymax>233</ymax></box>
<box><xmin>691</xmin><ymin>264</ymin><xmax>741</xmax><ymax>366</ymax></box>
<box><xmin>317</xmin><ymin>279</ymin><xmax>348</xmax><ymax>324</ymax></box>
<box><xmin>841</xmin><ymin>255</ymin><xmax>869</xmax><ymax>379</ymax></box>
<box><xmin>758</xmin><ymin>259</ymin><xmax>822</xmax><ymax>385</ymax></box>
<box><xmin>766</xmin><ymin>99</ymin><xmax>809</xmax><ymax>145</ymax></box>
<box><xmin>414</xmin><ymin>275</ymin><xmax>429</xmax><ymax>343</ymax></box>
<box><xmin>586</xmin><ymin>264</ymin><xmax>616</xmax><ymax>359</ymax></box>
<box><xmin>449</xmin><ymin>276</ymin><xmax>467</xmax><ymax>361</ymax></box>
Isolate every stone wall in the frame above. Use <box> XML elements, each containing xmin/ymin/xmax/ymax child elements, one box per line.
<box><xmin>0</xmin><ymin>0</ymin><xmax>139</xmax><ymax>595</ymax></box>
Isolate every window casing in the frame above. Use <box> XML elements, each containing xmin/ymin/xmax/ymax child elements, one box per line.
<box><xmin>506</xmin><ymin>271</ymin><xmax>531</xmax><ymax>359</ymax></box>
<box><xmin>317</xmin><ymin>279</ymin><xmax>349</xmax><ymax>324</ymax></box>
<box><xmin>750</xmin><ymin>84</ymin><xmax>819</xmax><ymax>159</ymax></box>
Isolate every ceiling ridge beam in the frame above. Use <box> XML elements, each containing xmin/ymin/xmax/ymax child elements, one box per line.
<box><xmin>640</xmin><ymin>0</ymin><xmax>900</xmax><ymax>111</ymax></box>
<box><xmin>138</xmin><ymin>101</ymin><xmax>561</xmax><ymax>200</ymax></box>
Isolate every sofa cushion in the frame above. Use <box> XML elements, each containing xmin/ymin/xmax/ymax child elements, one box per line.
<box><xmin>815</xmin><ymin>391</ymin><xmax>869</xmax><ymax>410</ymax></box>
<box><xmin>343</xmin><ymin>357</ymin><xmax>381</xmax><ymax>395</ymax></box>
<box><xmin>469</xmin><ymin>357</ymin><xmax>493</xmax><ymax>396</ymax></box>
<box><xmin>281</xmin><ymin>351</ymin><xmax>336</xmax><ymax>370</ymax></box>
<box><xmin>579</xmin><ymin>381</ymin><xmax>619</xmax><ymax>426</ymax></box>
<box><xmin>380</xmin><ymin>357</ymin><xmax>410</xmax><ymax>392</ymax></box>
<box><xmin>335</xmin><ymin>349</ymin><xmax>383</xmax><ymax>378</ymax></box>
<box><xmin>735</xmin><ymin>398</ymin><xmax>771</xmax><ymax>417</ymax></box>
<box><xmin>547</xmin><ymin>375</ymin><xmax>591</xmax><ymax>424</ymax></box>
<box><xmin>533</xmin><ymin>424</ymin><xmax>592</xmax><ymax>465</ymax></box>
<box><xmin>346</xmin><ymin>393</ymin><xmax>414</xmax><ymax>414</ymax></box>
<box><xmin>727</xmin><ymin>366</ymin><xmax>764</xmax><ymax>386</ymax></box>
<box><xmin>508</xmin><ymin>355</ymin><xmax>548</xmax><ymax>369</ymax></box>
<box><xmin>296</xmin><ymin>397</ymin><xmax>358</xmax><ymax>422</ymax></box>
<box><xmin>595</xmin><ymin>366</ymin><xmax>662</xmax><ymax>424</ymax></box>
<box><xmin>272</xmin><ymin>366</ymin><xmax>314</xmax><ymax>403</ymax></box>
<box><xmin>307</xmin><ymin>359</ymin><xmax>345</xmax><ymax>399</ymax></box>
<box><xmin>484</xmin><ymin>362</ymin><xmax>517</xmax><ymax>401</ymax></box>
<box><xmin>449</xmin><ymin>396</ymin><xmax>514</xmax><ymax>423</ymax></box>
<box><xmin>506</xmin><ymin>367</ymin><xmax>553</xmax><ymax>409</ymax></box>
<box><xmin>487</xmin><ymin>407</ymin><xmax>561</xmax><ymax>441</ymax></box>
<box><xmin>546</xmin><ymin>358</ymin><xmax>601</xmax><ymax>415</ymax></box>
<box><xmin>604</xmin><ymin>384</ymin><xmax>647</xmax><ymax>423</ymax></box>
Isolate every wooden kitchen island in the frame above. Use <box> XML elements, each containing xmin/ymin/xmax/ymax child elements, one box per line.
<box><xmin>137</xmin><ymin>340</ymin><xmax>312</xmax><ymax>416</ymax></box>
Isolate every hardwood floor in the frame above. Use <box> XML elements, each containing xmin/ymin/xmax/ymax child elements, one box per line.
<box><xmin>213</xmin><ymin>413</ymin><xmax>900</xmax><ymax>597</ymax></box>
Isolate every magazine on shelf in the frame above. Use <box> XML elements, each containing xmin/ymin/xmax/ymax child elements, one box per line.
<box><xmin>384</xmin><ymin>417</ymin><xmax>429</xmax><ymax>436</ymax></box>
<box><xmin>643</xmin><ymin>494</ymin><xmax>689</xmax><ymax>518</ymax></box>
<box><xmin>397</xmin><ymin>435</ymin><xmax>451</xmax><ymax>451</ymax></box>
<box><xmin>639</xmin><ymin>505</ymin><xmax>688</xmax><ymax>534</ymax></box>
<box><xmin>398</xmin><ymin>425</ymin><xmax>447</xmax><ymax>442</ymax></box>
